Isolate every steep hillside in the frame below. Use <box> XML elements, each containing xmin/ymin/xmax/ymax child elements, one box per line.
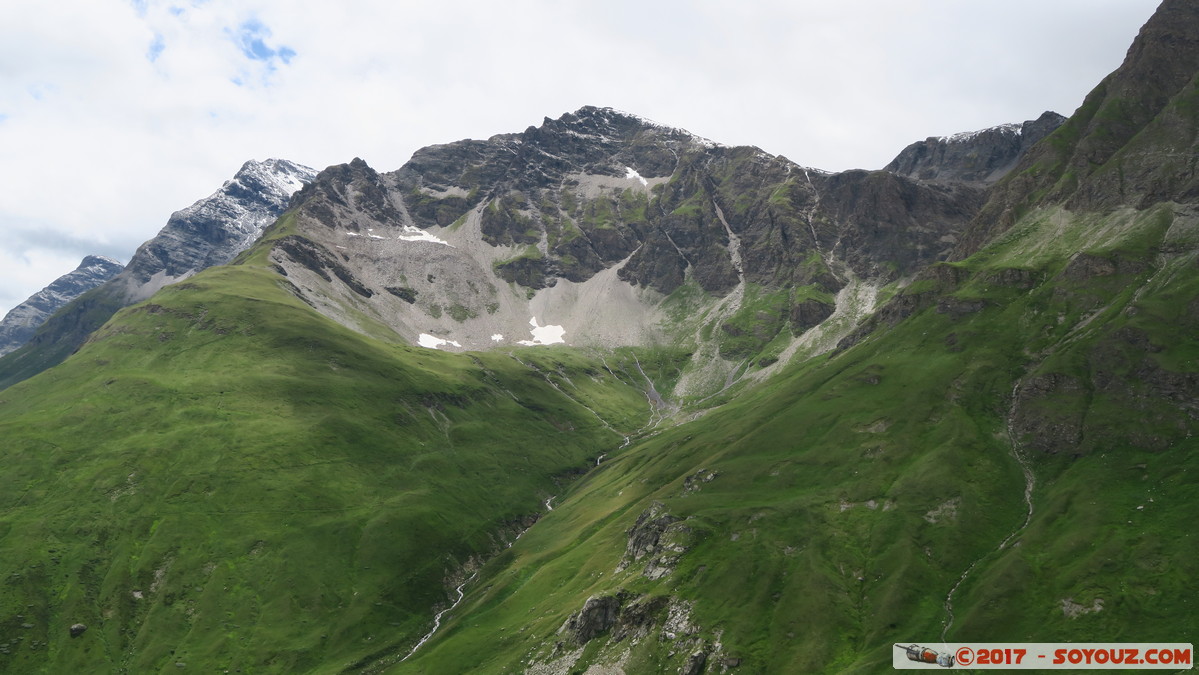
<box><xmin>962</xmin><ymin>0</ymin><xmax>1199</xmax><ymax>253</ymax></box>
<box><xmin>389</xmin><ymin>201</ymin><xmax>1198</xmax><ymax>674</ymax></box>
<box><xmin>0</xmin><ymin>256</ymin><xmax>664</xmax><ymax>673</ymax></box>
<box><xmin>1</xmin><ymin>3</ymin><xmax>1195</xmax><ymax>673</ymax></box>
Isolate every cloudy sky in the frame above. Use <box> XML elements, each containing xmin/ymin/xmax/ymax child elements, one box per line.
<box><xmin>0</xmin><ymin>0</ymin><xmax>1162</xmax><ymax>315</ymax></box>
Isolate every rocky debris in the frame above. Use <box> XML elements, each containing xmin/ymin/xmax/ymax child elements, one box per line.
<box><xmin>610</xmin><ymin>595</ymin><xmax>670</xmax><ymax>642</ymax></box>
<box><xmin>551</xmin><ymin>593</ymin><xmax>719</xmax><ymax>674</ymax></box>
<box><xmin>923</xmin><ymin>497</ymin><xmax>961</xmax><ymax>524</ymax></box>
<box><xmin>560</xmin><ymin>591</ymin><xmax>670</xmax><ymax>646</ymax></box>
<box><xmin>681</xmin><ymin>469</ymin><xmax>718</xmax><ymax>495</ymax></box>
<box><xmin>681</xmin><ymin>650</ymin><xmax>707</xmax><ymax>675</ymax></box>
<box><xmin>0</xmin><ymin>255</ymin><xmax>124</xmax><ymax>357</ymax></box>
<box><xmin>272</xmin><ymin>235</ymin><xmax>374</xmax><ymax>298</ymax></box>
<box><xmin>619</xmin><ymin>502</ymin><xmax>680</xmax><ymax>571</ymax></box>
<box><xmin>660</xmin><ymin>600</ymin><xmax>698</xmax><ymax>641</ymax></box>
<box><xmin>885</xmin><ymin>112</ymin><xmax>1066</xmax><ymax>185</ymax></box>
<box><xmin>562</xmin><ymin>595</ymin><xmax>624</xmax><ymax>645</ymax></box>
<box><xmin>617</xmin><ymin>502</ymin><xmax>696</xmax><ymax>578</ymax></box>
<box><xmin>69</xmin><ymin>623</ymin><xmax>87</xmax><ymax>638</ymax></box>
<box><xmin>1061</xmin><ymin>597</ymin><xmax>1105</xmax><ymax>618</ymax></box>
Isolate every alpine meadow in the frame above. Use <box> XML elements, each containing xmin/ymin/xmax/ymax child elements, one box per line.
<box><xmin>0</xmin><ymin>2</ymin><xmax>1196</xmax><ymax>673</ymax></box>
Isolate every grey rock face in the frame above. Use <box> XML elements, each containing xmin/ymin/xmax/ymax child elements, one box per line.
<box><xmin>563</xmin><ymin>594</ymin><xmax>623</xmax><ymax>645</ymax></box>
<box><xmin>0</xmin><ymin>255</ymin><xmax>123</xmax><ymax>357</ymax></box>
<box><xmin>384</xmin><ymin>106</ymin><xmax>987</xmax><ymax>297</ymax></box>
<box><xmin>267</xmin><ymin>106</ymin><xmax>1002</xmax><ymax>360</ymax></box>
<box><xmin>884</xmin><ymin>111</ymin><xmax>1066</xmax><ymax>184</ymax></box>
<box><xmin>120</xmin><ymin>158</ymin><xmax>317</xmax><ymax>301</ymax></box>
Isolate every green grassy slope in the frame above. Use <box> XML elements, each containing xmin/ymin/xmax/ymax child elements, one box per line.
<box><xmin>0</xmin><ymin>259</ymin><xmax>657</xmax><ymax>673</ymax></box>
<box><xmin>0</xmin><ymin>284</ymin><xmax>127</xmax><ymax>391</ymax></box>
<box><xmin>393</xmin><ymin>204</ymin><xmax>1199</xmax><ymax>674</ymax></box>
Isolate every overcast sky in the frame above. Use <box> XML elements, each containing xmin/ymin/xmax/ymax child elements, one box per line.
<box><xmin>0</xmin><ymin>0</ymin><xmax>1162</xmax><ymax>315</ymax></box>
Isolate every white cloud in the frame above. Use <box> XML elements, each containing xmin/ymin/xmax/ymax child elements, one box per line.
<box><xmin>0</xmin><ymin>0</ymin><xmax>1162</xmax><ymax>314</ymax></box>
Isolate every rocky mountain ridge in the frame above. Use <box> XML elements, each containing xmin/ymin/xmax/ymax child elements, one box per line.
<box><xmin>0</xmin><ymin>159</ymin><xmax>315</xmax><ymax>389</ymax></box>
<box><xmin>118</xmin><ymin>158</ymin><xmax>316</xmax><ymax>302</ymax></box>
<box><xmin>266</xmin><ymin>106</ymin><xmax>998</xmax><ymax>398</ymax></box>
<box><xmin>885</xmin><ymin>111</ymin><xmax>1066</xmax><ymax>184</ymax></box>
<box><xmin>0</xmin><ymin>255</ymin><xmax>124</xmax><ymax>357</ymax></box>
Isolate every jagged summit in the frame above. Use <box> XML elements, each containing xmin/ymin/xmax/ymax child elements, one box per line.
<box><xmin>119</xmin><ymin>158</ymin><xmax>317</xmax><ymax>300</ymax></box>
<box><xmin>551</xmin><ymin>106</ymin><xmax>725</xmax><ymax>148</ymax></box>
<box><xmin>269</xmin><ymin>105</ymin><xmax>992</xmax><ymax>369</ymax></box>
<box><xmin>884</xmin><ymin>111</ymin><xmax>1066</xmax><ymax>184</ymax></box>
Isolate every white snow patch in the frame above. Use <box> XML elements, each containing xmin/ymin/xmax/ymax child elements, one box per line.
<box><xmin>939</xmin><ymin>122</ymin><xmax>1022</xmax><ymax>143</ymax></box>
<box><xmin>516</xmin><ymin>317</ymin><xmax>566</xmax><ymax>346</ymax></box>
<box><xmin>491</xmin><ymin>334</ymin><xmax>504</xmax><ymax>342</ymax></box>
<box><xmin>624</xmin><ymin>166</ymin><xmax>649</xmax><ymax>186</ymax></box>
<box><xmin>417</xmin><ymin>334</ymin><xmax>462</xmax><ymax>350</ymax></box>
<box><xmin>279</xmin><ymin>173</ymin><xmax>306</xmax><ymax>193</ymax></box>
<box><xmin>398</xmin><ymin>224</ymin><xmax>452</xmax><ymax>246</ymax></box>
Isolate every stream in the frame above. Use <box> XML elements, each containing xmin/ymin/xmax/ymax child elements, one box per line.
<box><xmin>940</xmin><ymin>382</ymin><xmax>1036</xmax><ymax>641</ymax></box>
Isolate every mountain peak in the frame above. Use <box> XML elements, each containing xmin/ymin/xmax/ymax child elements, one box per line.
<box><xmin>80</xmin><ymin>254</ymin><xmax>124</xmax><ymax>268</ymax></box>
<box><xmin>554</xmin><ymin>105</ymin><xmax>724</xmax><ymax>149</ymax></box>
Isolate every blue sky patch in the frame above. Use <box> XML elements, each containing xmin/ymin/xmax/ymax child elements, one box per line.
<box><xmin>147</xmin><ymin>34</ymin><xmax>165</xmax><ymax>62</ymax></box>
<box><xmin>232</xmin><ymin>19</ymin><xmax>296</xmax><ymax>68</ymax></box>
